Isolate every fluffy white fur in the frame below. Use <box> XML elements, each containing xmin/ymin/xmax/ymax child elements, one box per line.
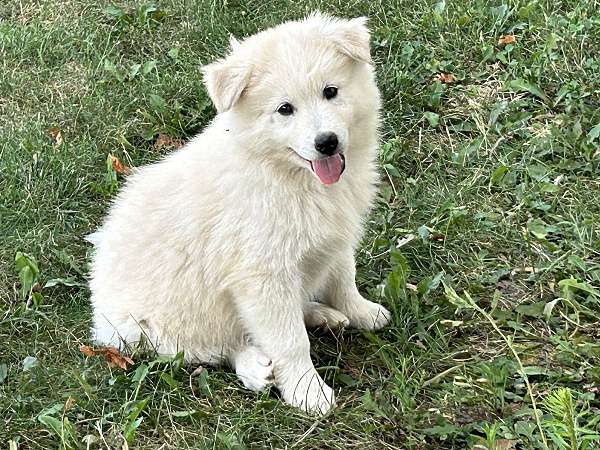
<box><xmin>89</xmin><ymin>13</ymin><xmax>391</xmax><ymax>415</ymax></box>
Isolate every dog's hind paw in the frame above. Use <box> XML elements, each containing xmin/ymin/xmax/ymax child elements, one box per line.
<box><xmin>303</xmin><ymin>302</ymin><xmax>350</xmax><ymax>329</ymax></box>
<box><xmin>345</xmin><ymin>296</ymin><xmax>391</xmax><ymax>331</ymax></box>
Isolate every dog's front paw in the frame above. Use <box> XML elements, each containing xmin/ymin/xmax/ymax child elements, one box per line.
<box><xmin>233</xmin><ymin>346</ymin><xmax>274</xmax><ymax>392</ymax></box>
<box><xmin>280</xmin><ymin>370</ymin><xmax>335</xmax><ymax>415</ymax></box>
<box><xmin>345</xmin><ymin>296</ymin><xmax>391</xmax><ymax>331</ymax></box>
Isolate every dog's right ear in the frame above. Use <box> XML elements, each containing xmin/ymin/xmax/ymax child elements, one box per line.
<box><xmin>202</xmin><ymin>55</ymin><xmax>251</xmax><ymax>113</ymax></box>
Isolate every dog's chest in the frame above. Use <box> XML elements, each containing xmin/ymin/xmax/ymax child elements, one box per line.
<box><xmin>291</xmin><ymin>190</ymin><xmax>367</xmax><ymax>279</ymax></box>
<box><xmin>298</xmin><ymin>239</ymin><xmax>344</xmax><ymax>292</ymax></box>
<box><xmin>295</xmin><ymin>188</ymin><xmax>365</xmax><ymax>241</ymax></box>
<box><xmin>238</xmin><ymin>172</ymin><xmax>376</xmax><ymax>275</ymax></box>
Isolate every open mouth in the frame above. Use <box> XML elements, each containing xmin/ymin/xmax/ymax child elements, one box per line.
<box><xmin>309</xmin><ymin>153</ymin><xmax>346</xmax><ymax>185</ymax></box>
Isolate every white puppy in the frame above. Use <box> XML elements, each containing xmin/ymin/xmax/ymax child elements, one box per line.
<box><xmin>89</xmin><ymin>13</ymin><xmax>390</xmax><ymax>414</ymax></box>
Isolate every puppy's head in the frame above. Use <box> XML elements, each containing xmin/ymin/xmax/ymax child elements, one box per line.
<box><xmin>202</xmin><ymin>13</ymin><xmax>380</xmax><ymax>185</ymax></box>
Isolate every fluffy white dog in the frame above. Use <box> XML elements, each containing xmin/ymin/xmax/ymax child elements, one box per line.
<box><xmin>89</xmin><ymin>13</ymin><xmax>390</xmax><ymax>414</ymax></box>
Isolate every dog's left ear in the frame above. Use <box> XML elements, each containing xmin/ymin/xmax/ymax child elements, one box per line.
<box><xmin>202</xmin><ymin>55</ymin><xmax>251</xmax><ymax>113</ymax></box>
<box><xmin>330</xmin><ymin>16</ymin><xmax>372</xmax><ymax>64</ymax></box>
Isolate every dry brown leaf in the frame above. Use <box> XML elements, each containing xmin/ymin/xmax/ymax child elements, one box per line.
<box><xmin>498</xmin><ymin>34</ymin><xmax>516</xmax><ymax>45</ymax></box>
<box><xmin>434</xmin><ymin>72</ymin><xmax>456</xmax><ymax>84</ymax></box>
<box><xmin>64</xmin><ymin>396</ymin><xmax>76</xmax><ymax>411</ymax></box>
<box><xmin>154</xmin><ymin>133</ymin><xmax>184</xmax><ymax>151</ymax></box>
<box><xmin>79</xmin><ymin>345</ymin><xmax>96</xmax><ymax>357</ymax></box>
<box><xmin>105</xmin><ymin>346</ymin><xmax>134</xmax><ymax>369</ymax></box>
<box><xmin>79</xmin><ymin>345</ymin><xmax>134</xmax><ymax>369</ymax></box>
<box><xmin>108</xmin><ymin>154</ymin><xmax>132</xmax><ymax>175</ymax></box>
<box><xmin>47</xmin><ymin>127</ymin><xmax>63</xmax><ymax>147</ymax></box>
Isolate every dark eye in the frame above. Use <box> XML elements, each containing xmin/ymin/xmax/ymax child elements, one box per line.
<box><xmin>323</xmin><ymin>86</ymin><xmax>338</xmax><ymax>100</ymax></box>
<box><xmin>277</xmin><ymin>102</ymin><xmax>294</xmax><ymax>116</ymax></box>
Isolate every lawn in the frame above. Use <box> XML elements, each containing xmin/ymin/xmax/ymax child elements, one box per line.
<box><xmin>1</xmin><ymin>0</ymin><xmax>599</xmax><ymax>448</ymax></box>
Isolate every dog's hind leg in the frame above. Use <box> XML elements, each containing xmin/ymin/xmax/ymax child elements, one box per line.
<box><xmin>230</xmin><ymin>346</ymin><xmax>274</xmax><ymax>392</ymax></box>
<box><xmin>302</xmin><ymin>301</ymin><xmax>349</xmax><ymax>329</ymax></box>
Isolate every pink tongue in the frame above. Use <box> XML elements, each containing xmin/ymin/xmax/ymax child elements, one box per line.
<box><xmin>310</xmin><ymin>154</ymin><xmax>343</xmax><ymax>185</ymax></box>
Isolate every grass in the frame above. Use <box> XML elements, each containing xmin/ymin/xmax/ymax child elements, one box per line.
<box><xmin>1</xmin><ymin>0</ymin><xmax>599</xmax><ymax>448</ymax></box>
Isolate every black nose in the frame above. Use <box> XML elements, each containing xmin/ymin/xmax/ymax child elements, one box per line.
<box><xmin>314</xmin><ymin>132</ymin><xmax>338</xmax><ymax>156</ymax></box>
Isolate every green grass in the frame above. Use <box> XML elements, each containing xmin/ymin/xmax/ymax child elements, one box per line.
<box><xmin>1</xmin><ymin>0</ymin><xmax>599</xmax><ymax>448</ymax></box>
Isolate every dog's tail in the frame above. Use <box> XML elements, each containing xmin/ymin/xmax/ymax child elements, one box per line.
<box><xmin>84</xmin><ymin>230</ymin><xmax>104</xmax><ymax>246</ymax></box>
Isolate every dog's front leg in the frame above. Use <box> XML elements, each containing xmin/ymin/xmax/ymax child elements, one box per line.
<box><xmin>324</xmin><ymin>248</ymin><xmax>391</xmax><ymax>330</ymax></box>
<box><xmin>234</xmin><ymin>277</ymin><xmax>335</xmax><ymax>414</ymax></box>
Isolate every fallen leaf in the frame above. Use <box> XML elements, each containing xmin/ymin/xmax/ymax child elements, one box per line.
<box><xmin>64</xmin><ymin>396</ymin><xmax>76</xmax><ymax>411</ymax></box>
<box><xmin>434</xmin><ymin>72</ymin><xmax>456</xmax><ymax>84</ymax></box>
<box><xmin>79</xmin><ymin>345</ymin><xmax>133</xmax><ymax>369</ymax></box>
<box><xmin>79</xmin><ymin>345</ymin><xmax>96</xmax><ymax>357</ymax></box>
<box><xmin>495</xmin><ymin>439</ymin><xmax>517</xmax><ymax>450</ymax></box>
<box><xmin>22</xmin><ymin>356</ymin><xmax>38</xmax><ymax>371</ymax></box>
<box><xmin>511</xmin><ymin>266</ymin><xmax>535</xmax><ymax>275</ymax></box>
<box><xmin>498</xmin><ymin>34</ymin><xmax>516</xmax><ymax>45</ymax></box>
<box><xmin>47</xmin><ymin>127</ymin><xmax>63</xmax><ymax>147</ymax></box>
<box><xmin>154</xmin><ymin>133</ymin><xmax>184</xmax><ymax>151</ymax></box>
<box><xmin>190</xmin><ymin>365</ymin><xmax>205</xmax><ymax>377</ymax></box>
<box><xmin>104</xmin><ymin>346</ymin><xmax>134</xmax><ymax>369</ymax></box>
<box><xmin>108</xmin><ymin>154</ymin><xmax>131</xmax><ymax>175</ymax></box>
<box><xmin>587</xmin><ymin>386</ymin><xmax>600</xmax><ymax>394</ymax></box>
